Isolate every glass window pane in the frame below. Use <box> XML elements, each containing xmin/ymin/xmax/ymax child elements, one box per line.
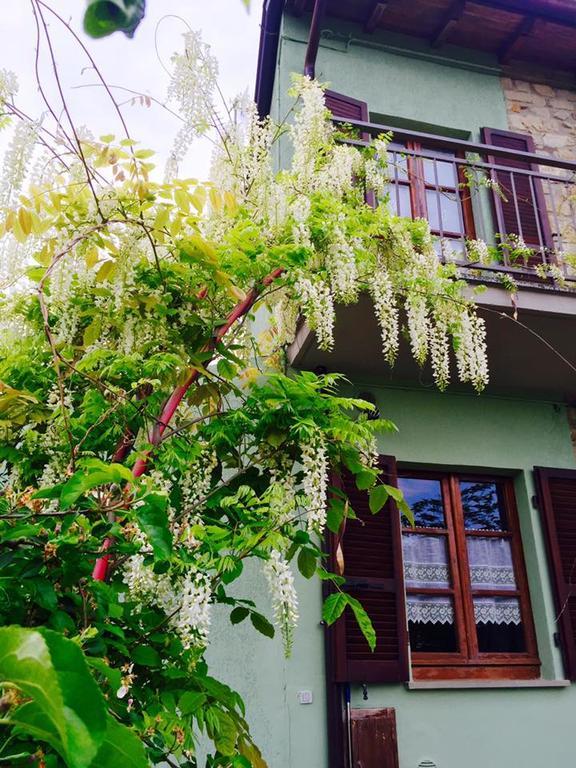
<box><xmin>389</xmin><ymin>144</ymin><xmax>409</xmax><ymax>181</ymax></box>
<box><xmin>384</xmin><ymin>183</ymin><xmax>411</xmax><ymax>217</ymax></box>
<box><xmin>426</xmin><ymin>190</ymin><xmax>462</xmax><ymax>233</ymax></box>
<box><xmin>398</xmin><ymin>477</ymin><xmax>445</xmax><ymax>528</ymax></box>
<box><xmin>474</xmin><ymin>597</ymin><xmax>525</xmax><ymax>653</ymax></box>
<box><xmin>467</xmin><ymin>537</ymin><xmax>517</xmax><ymax>591</ymax></box>
<box><xmin>460</xmin><ymin>481</ymin><xmax>508</xmax><ymax>531</ymax></box>
<box><xmin>407</xmin><ymin>595</ymin><xmax>457</xmax><ymax>652</ymax></box>
<box><xmin>423</xmin><ymin>152</ymin><xmax>457</xmax><ymax>187</ymax></box>
<box><xmin>433</xmin><ymin>237</ymin><xmax>466</xmax><ymax>260</ymax></box>
<box><xmin>403</xmin><ymin>534</ymin><xmax>450</xmax><ymax>588</ymax></box>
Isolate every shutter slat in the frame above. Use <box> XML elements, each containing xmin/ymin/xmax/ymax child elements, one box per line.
<box><xmin>534</xmin><ymin>466</ymin><xmax>576</xmax><ymax>680</ymax></box>
<box><xmin>481</xmin><ymin>127</ymin><xmax>554</xmax><ymax>258</ymax></box>
<box><xmin>328</xmin><ymin>455</ymin><xmax>409</xmax><ymax>683</ymax></box>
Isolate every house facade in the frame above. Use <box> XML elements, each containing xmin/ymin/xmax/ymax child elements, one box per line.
<box><xmin>209</xmin><ymin>2</ymin><xmax>576</xmax><ymax>766</ymax></box>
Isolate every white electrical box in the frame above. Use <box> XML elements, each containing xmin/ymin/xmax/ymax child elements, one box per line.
<box><xmin>297</xmin><ymin>690</ymin><xmax>313</xmax><ymax>705</ymax></box>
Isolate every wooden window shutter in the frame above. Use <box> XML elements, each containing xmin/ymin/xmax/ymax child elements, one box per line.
<box><xmin>534</xmin><ymin>466</ymin><xmax>576</xmax><ymax>680</ymax></box>
<box><xmin>351</xmin><ymin>708</ymin><xmax>399</xmax><ymax>768</ymax></box>
<box><xmin>481</xmin><ymin>127</ymin><xmax>553</xmax><ymax>254</ymax></box>
<box><xmin>325</xmin><ymin>90</ymin><xmax>375</xmax><ymax>207</ymax></box>
<box><xmin>325</xmin><ymin>90</ymin><xmax>370</xmax><ymax>125</ymax></box>
<box><xmin>329</xmin><ymin>456</ymin><xmax>409</xmax><ymax>683</ymax></box>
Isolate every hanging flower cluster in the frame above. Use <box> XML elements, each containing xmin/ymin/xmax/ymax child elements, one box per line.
<box><xmin>295</xmin><ymin>275</ymin><xmax>335</xmax><ymax>352</ymax></box>
<box><xmin>301</xmin><ymin>430</ymin><xmax>329</xmax><ymax>534</ymax></box>
<box><xmin>123</xmin><ymin>558</ymin><xmax>212</xmax><ymax>650</ymax></box>
<box><xmin>326</xmin><ymin>225</ymin><xmax>359</xmax><ymax>304</ymax></box>
<box><xmin>455</xmin><ymin>311</ymin><xmax>489</xmax><ymax>391</ymax></box>
<box><xmin>263</xmin><ymin>549</ymin><xmax>299</xmax><ymax>656</ymax></box>
<box><xmin>165</xmin><ymin>30</ymin><xmax>219</xmax><ymax>178</ymax></box>
<box><xmin>370</xmin><ymin>269</ymin><xmax>399</xmax><ymax>365</ymax></box>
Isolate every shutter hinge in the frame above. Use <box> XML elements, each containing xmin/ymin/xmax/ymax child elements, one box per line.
<box><xmin>554</xmin><ymin>632</ymin><xmax>561</xmax><ymax>648</ymax></box>
<box><xmin>531</xmin><ymin>494</ymin><xmax>540</xmax><ymax>511</ymax></box>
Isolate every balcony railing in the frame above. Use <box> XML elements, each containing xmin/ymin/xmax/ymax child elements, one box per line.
<box><xmin>334</xmin><ymin>116</ymin><xmax>576</xmax><ymax>286</ymax></box>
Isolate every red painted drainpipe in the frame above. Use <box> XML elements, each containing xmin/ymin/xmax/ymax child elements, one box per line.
<box><xmin>304</xmin><ymin>0</ymin><xmax>327</xmax><ymax>79</ymax></box>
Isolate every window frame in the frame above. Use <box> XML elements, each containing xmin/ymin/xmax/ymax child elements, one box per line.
<box><xmin>386</xmin><ymin>141</ymin><xmax>477</xmax><ymax>248</ymax></box>
<box><xmin>399</xmin><ymin>469</ymin><xmax>540</xmax><ymax>681</ymax></box>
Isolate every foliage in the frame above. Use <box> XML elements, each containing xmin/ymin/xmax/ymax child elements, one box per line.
<box><xmin>84</xmin><ymin>0</ymin><xmax>146</xmax><ymax>38</ymax></box>
<box><xmin>0</xmin><ymin>9</ymin><xmax>490</xmax><ymax>767</ymax></box>
<box><xmin>83</xmin><ymin>0</ymin><xmax>250</xmax><ymax>39</ymax></box>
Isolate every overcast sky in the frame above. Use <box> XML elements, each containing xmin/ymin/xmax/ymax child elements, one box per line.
<box><xmin>1</xmin><ymin>1</ymin><xmax>262</xmax><ymax>178</ymax></box>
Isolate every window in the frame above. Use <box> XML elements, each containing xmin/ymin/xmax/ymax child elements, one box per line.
<box><xmin>386</xmin><ymin>142</ymin><xmax>475</xmax><ymax>258</ymax></box>
<box><xmin>398</xmin><ymin>471</ymin><xmax>539</xmax><ymax>679</ymax></box>
<box><xmin>328</xmin><ymin>459</ymin><xmax>541</xmax><ymax>684</ymax></box>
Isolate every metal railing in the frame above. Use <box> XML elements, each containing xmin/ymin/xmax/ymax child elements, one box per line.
<box><xmin>334</xmin><ymin>116</ymin><xmax>576</xmax><ymax>285</ymax></box>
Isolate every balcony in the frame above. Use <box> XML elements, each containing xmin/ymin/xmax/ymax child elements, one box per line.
<box><xmin>339</xmin><ymin>117</ymin><xmax>576</xmax><ymax>283</ymax></box>
<box><xmin>288</xmin><ymin>118</ymin><xmax>576</xmax><ymax>401</ymax></box>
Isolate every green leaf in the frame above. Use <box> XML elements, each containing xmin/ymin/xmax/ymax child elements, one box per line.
<box><xmin>297</xmin><ymin>548</ymin><xmax>316</xmax><ymax>579</ymax></box>
<box><xmin>83</xmin><ymin>317</ymin><xmax>101</xmax><ymax>347</ymax></box>
<box><xmin>250</xmin><ymin>611</ymin><xmax>274</xmax><ymax>639</ymax></box>
<box><xmin>179</xmin><ymin>691</ymin><xmax>207</xmax><ymax>715</ymax></box>
<box><xmin>321</xmin><ymin>593</ymin><xmax>347</xmax><ymax>625</ymax></box>
<box><xmin>0</xmin><ymin>627</ymin><xmax>107</xmax><ymax>768</ymax></box>
<box><xmin>88</xmin><ymin>716</ymin><xmax>147</xmax><ymax>768</ymax></box>
<box><xmin>230</xmin><ymin>606</ymin><xmax>249</xmax><ymax>625</ymax></box>
<box><xmin>369</xmin><ymin>484</ymin><xmax>389</xmax><ymax>515</ymax></box>
<box><xmin>214</xmin><ymin>710</ymin><xmax>237</xmax><ymax>756</ymax></box>
<box><xmin>382</xmin><ymin>484</ymin><xmax>413</xmax><ymax>524</ymax></box>
<box><xmin>217</xmin><ymin>358</ymin><xmax>237</xmax><ymax>380</ymax></box>
<box><xmin>327</xmin><ymin>498</ymin><xmax>346</xmax><ymax>534</ymax></box>
<box><xmin>355</xmin><ymin>470</ymin><xmax>376</xmax><ymax>490</ymax></box>
<box><xmin>346</xmin><ymin>595</ymin><xmax>377</xmax><ymax>652</ymax></box>
<box><xmin>83</xmin><ymin>0</ymin><xmax>146</xmax><ymax>39</ymax></box>
<box><xmin>135</xmin><ymin>493</ymin><xmax>172</xmax><ymax>560</ymax></box>
<box><xmin>131</xmin><ymin>645</ymin><xmax>161</xmax><ymax>667</ymax></box>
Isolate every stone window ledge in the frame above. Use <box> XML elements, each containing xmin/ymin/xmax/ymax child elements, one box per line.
<box><xmin>406</xmin><ymin>679</ymin><xmax>570</xmax><ymax>690</ymax></box>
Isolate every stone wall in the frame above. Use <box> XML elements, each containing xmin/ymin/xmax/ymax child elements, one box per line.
<box><xmin>501</xmin><ymin>78</ymin><xmax>576</xmax><ymax>256</ymax></box>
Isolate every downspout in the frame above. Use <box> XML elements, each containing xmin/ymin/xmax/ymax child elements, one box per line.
<box><xmin>254</xmin><ymin>0</ymin><xmax>285</xmax><ymax>118</ymax></box>
<box><xmin>303</xmin><ymin>0</ymin><xmax>327</xmax><ymax>78</ymax></box>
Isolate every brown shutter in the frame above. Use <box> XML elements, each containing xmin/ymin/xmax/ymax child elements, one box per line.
<box><xmin>351</xmin><ymin>708</ymin><xmax>400</xmax><ymax>768</ymax></box>
<box><xmin>329</xmin><ymin>455</ymin><xmax>409</xmax><ymax>683</ymax></box>
<box><xmin>325</xmin><ymin>90</ymin><xmax>370</xmax><ymax>125</ymax></box>
<box><xmin>481</xmin><ymin>127</ymin><xmax>554</xmax><ymax>256</ymax></box>
<box><xmin>534</xmin><ymin>466</ymin><xmax>576</xmax><ymax>680</ymax></box>
<box><xmin>325</xmin><ymin>90</ymin><xmax>375</xmax><ymax>207</ymax></box>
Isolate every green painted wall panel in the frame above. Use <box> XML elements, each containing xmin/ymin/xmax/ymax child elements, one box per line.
<box><xmin>275</xmin><ymin>16</ymin><xmax>509</xmax><ymax>140</ymax></box>
<box><xmin>206</xmin><ymin>385</ymin><xmax>576</xmax><ymax>768</ymax></box>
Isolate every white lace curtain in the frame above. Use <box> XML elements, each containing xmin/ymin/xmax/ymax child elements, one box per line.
<box><xmin>403</xmin><ymin>534</ymin><xmax>521</xmax><ymax>625</ymax></box>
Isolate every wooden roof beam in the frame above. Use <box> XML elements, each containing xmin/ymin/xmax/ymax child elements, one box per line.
<box><xmin>499</xmin><ymin>16</ymin><xmax>536</xmax><ymax>64</ymax></box>
<box><xmin>364</xmin><ymin>2</ymin><xmax>388</xmax><ymax>34</ymax></box>
<box><xmin>431</xmin><ymin>0</ymin><xmax>467</xmax><ymax>47</ymax></box>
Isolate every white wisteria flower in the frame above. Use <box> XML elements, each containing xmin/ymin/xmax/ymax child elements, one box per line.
<box><xmin>263</xmin><ymin>549</ymin><xmax>299</xmax><ymax>656</ymax></box>
<box><xmin>301</xmin><ymin>430</ymin><xmax>329</xmax><ymax>535</ymax></box>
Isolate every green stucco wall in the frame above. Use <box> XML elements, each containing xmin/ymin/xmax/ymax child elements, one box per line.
<box><xmin>206</xmin><ymin>385</ymin><xmax>576</xmax><ymax>768</ymax></box>
<box><xmin>274</xmin><ymin>16</ymin><xmax>509</xmax><ymax>140</ymax></box>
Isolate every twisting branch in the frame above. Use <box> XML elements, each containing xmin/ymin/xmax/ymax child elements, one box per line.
<box><xmin>92</xmin><ymin>266</ymin><xmax>285</xmax><ymax>581</ymax></box>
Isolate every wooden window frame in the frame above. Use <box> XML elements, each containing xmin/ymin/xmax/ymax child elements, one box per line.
<box><xmin>387</xmin><ymin>142</ymin><xmax>476</xmax><ymax>243</ymax></box>
<box><xmin>399</xmin><ymin>469</ymin><xmax>540</xmax><ymax>681</ymax></box>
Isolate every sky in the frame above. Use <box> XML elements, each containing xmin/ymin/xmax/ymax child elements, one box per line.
<box><xmin>1</xmin><ymin>1</ymin><xmax>263</xmax><ymax>179</ymax></box>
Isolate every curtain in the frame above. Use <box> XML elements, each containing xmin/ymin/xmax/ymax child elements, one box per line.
<box><xmin>403</xmin><ymin>534</ymin><xmax>521</xmax><ymax>625</ymax></box>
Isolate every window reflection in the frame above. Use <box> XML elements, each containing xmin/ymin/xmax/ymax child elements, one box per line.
<box><xmin>460</xmin><ymin>481</ymin><xmax>508</xmax><ymax>531</ymax></box>
<box><xmin>398</xmin><ymin>477</ymin><xmax>445</xmax><ymax>528</ymax></box>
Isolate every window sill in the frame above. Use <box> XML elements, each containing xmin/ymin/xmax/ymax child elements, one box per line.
<box><xmin>406</xmin><ymin>679</ymin><xmax>570</xmax><ymax>690</ymax></box>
